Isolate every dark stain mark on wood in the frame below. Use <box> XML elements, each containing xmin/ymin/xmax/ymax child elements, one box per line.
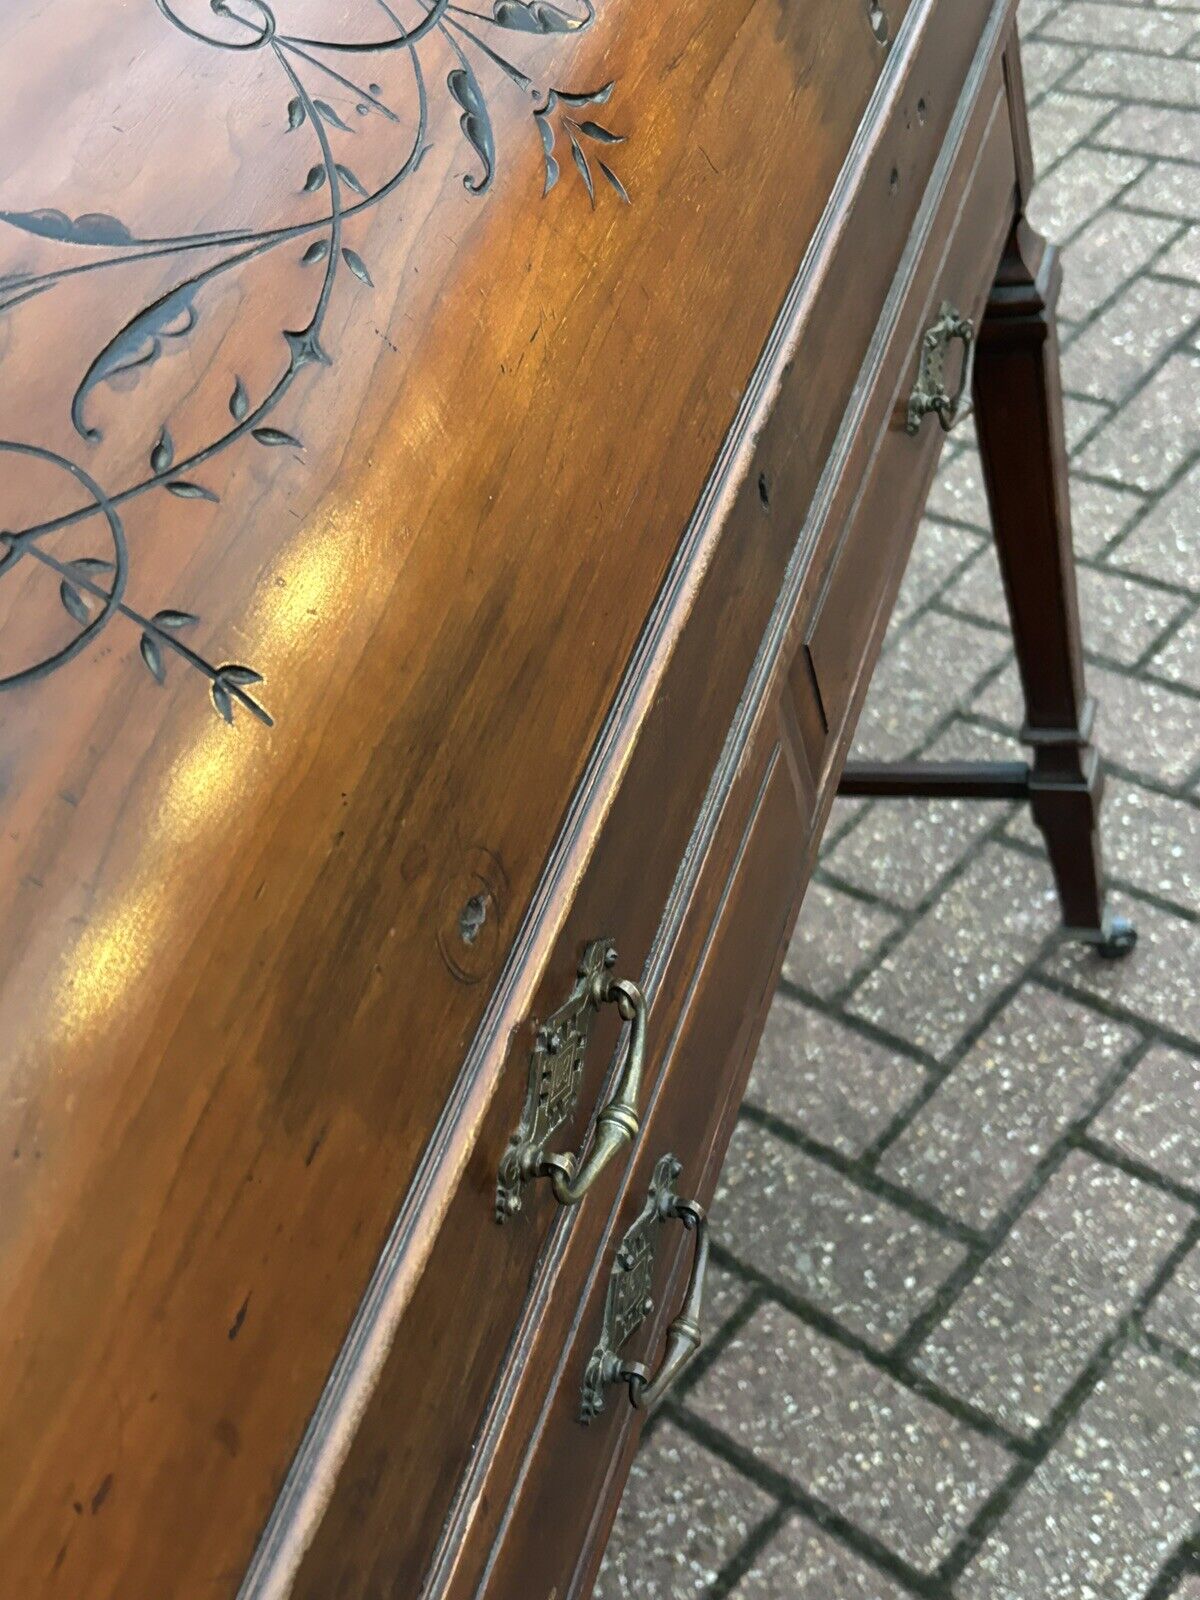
<box><xmin>228</xmin><ymin>1295</ymin><xmax>251</xmax><ymax>1342</ymax></box>
<box><xmin>214</xmin><ymin>1417</ymin><xmax>241</xmax><ymax>1458</ymax></box>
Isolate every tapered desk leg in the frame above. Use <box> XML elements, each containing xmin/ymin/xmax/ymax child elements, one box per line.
<box><xmin>972</xmin><ymin>217</ymin><xmax>1134</xmax><ymax>957</ymax></box>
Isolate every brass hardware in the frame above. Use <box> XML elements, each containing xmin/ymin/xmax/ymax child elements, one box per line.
<box><xmin>580</xmin><ymin>1154</ymin><xmax>710</xmax><ymax>1422</ymax></box>
<box><xmin>906</xmin><ymin>301</ymin><xmax>975</xmax><ymax>435</ymax></box>
<box><xmin>495</xmin><ymin>939</ymin><xmax>647</xmax><ymax>1222</ymax></box>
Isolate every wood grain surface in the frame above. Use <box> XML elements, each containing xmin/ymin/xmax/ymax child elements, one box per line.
<box><xmin>0</xmin><ymin>0</ymin><xmax>917</xmax><ymax>1593</ymax></box>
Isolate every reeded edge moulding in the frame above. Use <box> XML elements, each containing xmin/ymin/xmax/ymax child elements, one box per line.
<box><xmin>0</xmin><ymin>0</ymin><xmax>629</xmax><ymax>727</ymax></box>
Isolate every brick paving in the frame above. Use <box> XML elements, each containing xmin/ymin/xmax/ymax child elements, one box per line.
<box><xmin>598</xmin><ymin>3</ymin><xmax>1200</xmax><ymax>1593</ymax></box>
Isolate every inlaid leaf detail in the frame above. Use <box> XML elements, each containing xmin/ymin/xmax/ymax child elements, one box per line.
<box><xmin>71</xmin><ymin>279</ymin><xmax>200</xmax><ymax>441</ymax></box>
<box><xmin>1</xmin><ymin>208</ymin><xmax>134</xmax><ymax>246</ymax></box>
<box><xmin>572</xmin><ymin>120</ymin><xmax>622</xmax><ymax>143</ymax></box>
<box><xmin>448</xmin><ymin>67</ymin><xmax>495</xmax><ymax>195</ymax></box>
<box><xmin>557</xmin><ymin>82</ymin><xmax>614</xmax><ymax>106</ymax></box>
<box><xmin>212</xmin><ymin>680</ymin><xmax>234</xmax><ymax>724</ymax></box>
<box><xmin>335</xmin><ymin>164</ymin><xmax>367</xmax><ymax>197</ymax></box>
<box><xmin>59</xmin><ymin>581</ymin><xmax>90</xmax><ymax>625</ymax></box>
<box><xmin>492</xmin><ymin>0</ymin><xmax>587</xmax><ymax>32</ymax></box>
<box><xmin>0</xmin><ymin>0</ymin><xmax>631</xmax><ymax>735</ymax></box>
<box><xmin>166</xmin><ymin>480</ymin><xmax>219</xmax><ymax>502</ymax></box>
<box><xmin>568</xmin><ymin>131</ymin><xmax>594</xmax><ymax>205</ymax></box>
<box><xmin>342</xmin><ymin>248</ymin><xmax>373</xmax><ymax>287</ymax></box>
<box><xmin>150</xmin><ymin>427</ymin><xmax>174</xmax><ymax>475</ymax></box>
<box><xmin>140</xmin><ymin>632</ymin><xmax>166</xmax><ymax>683</ymax></box>
<box><xmin>314</xmin><ymin>100</ymin><xmax>353</xmax><ymax>133</ymax></box>
<box><xmin>211</xmin><ymin>664</ymin><xmax>268</xmax><ymax>726</ymax></box>
<box><xmin>599</xmin><ymin>161</ymin><xmax>629</xmax><ymax>203</ymax></box>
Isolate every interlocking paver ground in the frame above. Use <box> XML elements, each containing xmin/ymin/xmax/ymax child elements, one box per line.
<box><xmin>600</xmin><ymin>4</ymin><xmax>1200</xmax><ymax>1593</ymax></box>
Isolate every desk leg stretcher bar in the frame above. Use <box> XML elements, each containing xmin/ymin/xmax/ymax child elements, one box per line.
<box><xmin>839</xmin><ymin>192</ymin><xmax>1138</xmax><ymax>966</ymax></box>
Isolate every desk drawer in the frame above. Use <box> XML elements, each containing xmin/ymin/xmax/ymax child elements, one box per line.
<box><xmin>271</xmin><ymin>7</ymin><xmax>1017</xmax><ymax>1598</ymax></box>
<box><xmin>802</xmin><ymin>68</ymin><xmax>1019</xmax><ymax>781</ymax></box>
<box><xmin>462</xmin><ymin>54</ymin><xmax>1022</xmax><ymax>1600</ymax></box>
<box><xmin>480</xmin><ymin>719</ymin><xmax>809</xmax><ymax>1599</ymax></box>
<box><xmin>451</xmin><ymin>59</ymin><xmax>1024</xmax><ymax>1600</ymax></box>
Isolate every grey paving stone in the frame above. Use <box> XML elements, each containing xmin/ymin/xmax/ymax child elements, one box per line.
<box><xmin>1093</xmin><ymin>1043</ymin><xmax>1200</xmax><ymax>1191</ymax></box>
<box><xmin>880</xmin><ymin>985</ymin><xmax>1137</xmax><ymax>1230</ymax></box>
<box><xmin>781</xmin><ymin>880</ymin><xmax>901</xmax><ymax>1000</ymax></box>
<box><xmin>825</xmin><ymin>720</ymin><xmax>1024</xmax><ymax>908</ymax></box>
<box><xmin>1097</xmin><ymin>103</ymin><xmax>1200</xmax><ymax>159</ymax></box>
<box><xmin>594</xmin><ymin>1419</ymin><xmax>775</xmax><ymax>1600</ymax></box>
<box><xmin>924</xmin><ymin>450</ymin><xmax>990</xmax><ymax>530</ymax></box>
<box><xmin>703</xmin><ymin>1257</ymin><xmax>756</xmax><ymax>1336</ymax></box>
<box><xmin>1085</xmin><ymin>777</ymin><xmax>1200</xmax><ymax>913</ymax></box>
<box><xmin>1022</xmin><ymin>38</ymin><xmax>1086</xmax><ymax>99</ymax></box>
<box><xmin>1108</xmin><ymin>459</ymin><xmax>1200</xmax><ymax>583</ymax></box>
<box><xmin>1061</xmin><ymin>275</ymin><xmax>1200</xmax><ymax>402</ymax></box>
<box><xmin>1151</xmin><ymin>610</ymin><xmax>1200</xmax><ymax>691</ymax></box>
<box><xmin>825</xmin><ymin>718</ymin><xmax>1024</xmax><ymax>910</ymax></box>
<box><xmin>979</xmin><ymin>659</ymin><xmax>1200</xmax><ymax>785</ymax></box>
<box><xmin>853</xmin><ymin>611</ymin><xmax>1010</xmax><ymax>762</ymax></box>
<box><xmin>1059</xmin><ymin>208</ymin><xmax>1180</xmax><ymax>323</ymax></box>
<box><xmin>715</xmin><ymin>1119</ymin><xmax>965</xmax><ymax>1348</ymax></box>
<box><xmin>1158</xmin><ymin>223</ymin><xmax>1200</xmax><ymax>282</ymax></box>
<box><xmin>686</xmin><ymin>1302</ymin><xmax>1013</xmax><ymax>1573</ymax></box>
<box><xmin>848</xmin><ymin>845</ymin><xmax>1057</xmax><ymax>1061</ymax></box>
<box><xmin>1067</xmin><ymin>50</ymin><xmax>1200</xmax><ymax>108</ymax></box>
<box><xmin>891</xmin><ymin>519</ymin><xmax>983</xmax><ymax>627</ymax></box>
<box><xmin>923</xmin><ymin>717</ymin><xmax>1025</xmax><ymax>764</ymax></box>
<box><xmin>1174</xmin><ymin>1579</ymin><xmax>1200</xmax><ymax>1600</ymax></box>
<box><xmin>745</xmin><ymin>995</ymin><xmax>926</xmax><ymax>1158</ymax></box>
<box><xmin>1146</xmin><ymin>1243</ymin><xmax>1200</xmax><ymax>1359</ymax></box>
<box><xmin>1066</xmin><ymin>474</ymin><xmax>1147</xmax><ymax>556</ymax></box>
<box><xmin>824</xmin><ymin>791</ymin><xmax>1003</xmax><ymax>912</ymax></box>
<box><xmin>1122</xmin><ymin>160</ymin><xmax>1200</xmax><ymax>219</ymax></box>
<box><xmin>729</xmin><ymin>1518</ymin><xmax>911</xmax><ymax>1599</ymax></box>
<box><xmin>1044</xmin><ymin>4</ymin><xmax>1198</xmax><ymax>50</ymax></box>
<box><xmin>1077</xmin><ymin>352</ymin><xmax>1200</xmax><ymax>489</ymax></box>
<box><xmin>1064</xmin><ymin>392</ymin><xmax>1111</xmax><ymax>454</ymax></box>
<box><xmin>1029</xmin><ymin>92</ymin><xmax>1117</xmax><ymax>174</ymax></box>
<box><xmin>1027</xmin><ymin>147</ymin><xmax>1146</xmax><ymax>240</ymax></box>
<box><xmin>1018</xmin><ymin>0</ymin><xmax>1058</xmax><ymax>29</ymax></box>
<box><xmin>914</xmin><ymin>1152</ymin><xmax>1190</xmax><ymax>1434</ymax></box>
<box><xmin>961</xmin><ymin>1345</ymin><xmax>1200</xmax><ymax>1600</ymax></box>
<box><xmin>969</xmin><ymin>660</ymin><xmax>1025</xmax><ymax>730</ymax></box>
<box><xmin>1044</xmin><ymin>897</ymin><xmax>1200</xmax><ymax>1038</ymax></box>
<box><xmin>947</xmin><ymin>547</ymin><xmax>1185</xmax><ymax>664</ymax></box>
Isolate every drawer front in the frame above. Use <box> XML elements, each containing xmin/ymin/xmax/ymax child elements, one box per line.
<box><xmin>459</xmin><ymin>48</ymin><xmax>1023</xmax><ymax>1600</ymax></box>
<box><xmin>481</xmin><ymin>718</ymin><xmax>812</xmax><ymax>1600</ymax></box>
<box><xmin>802</xmin><ymin>69</ymin><xmax>1019</xmax><ymax>778</ymax></box>
<box><xmin>264</xmin><ymin>6</ymin><xmax>1016</xmax><ymax>1599</ymax></box>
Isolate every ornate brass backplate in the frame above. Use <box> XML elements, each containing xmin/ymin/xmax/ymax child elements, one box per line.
<box><xmin>495</xmin><ymin>939</ymin><xmax>617</xmax><ymax>1221</ymax></box>
<box><xmin>906</xmin><ymin>301</ymin><xmax>976</xmax><ymax>435</ymax></box>
<box><xmin>580</xmin><ymin>1153</ymin><xmax>681</xmax><ymax>1422</ymax></box>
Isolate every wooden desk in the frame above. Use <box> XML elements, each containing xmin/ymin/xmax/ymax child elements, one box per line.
<box><xmin>0</xmin><ymin>0</ymin><xmax>1134</xmax><ymax>1594</ymax></box>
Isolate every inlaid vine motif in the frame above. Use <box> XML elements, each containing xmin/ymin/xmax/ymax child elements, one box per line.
<box><xmin>0</xmin><ymin>0</ymin><xmax>629</xmax><ymax>726</ymax></box>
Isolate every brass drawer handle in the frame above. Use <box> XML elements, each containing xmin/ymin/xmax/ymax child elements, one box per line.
<box><xmin>580</xmin><ymin>1154</ymin><xmax>710</xmax><ymax>1422</ymax></box>
<box><xmin>495</xmin><ymin>940</ymin><xmax>647</xmax><ymax>1221</ymax></box>
<box><xmin>906</xmin><ymin>301</ymin><xmax>975</xmax><ymax>434</ymax></box>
